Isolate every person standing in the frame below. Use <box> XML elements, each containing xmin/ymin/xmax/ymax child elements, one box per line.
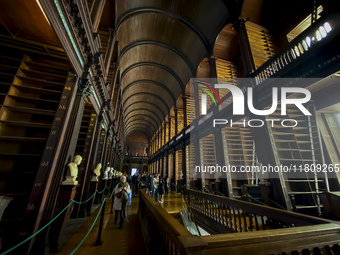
<box><xmin>165</xmin><ymin>177</ymin><xmax>170</xmax><ymax>196</ymax></box>
<box><xmin>131</xmin><ymin>173</ymin><xmax>138</xmax><ymax>196</ymax></box>
<box><xmin>150</xmin><ymin>174</ymin><xmax>155</xmax><ymax>197</ymax></box>
<box><xmin>153</xmin><ymin>174</ymin><xmax>159</xmax><ymax>202</ymax></box>
<box><xmin>114</xmin><ymin>176</ymin><xmax>131</xmax><ymax>229</ymax></box>
<box><xmin>158</xmin><ymin>176</ymin><xmax>165</xmax><ymax>203</ymax></box>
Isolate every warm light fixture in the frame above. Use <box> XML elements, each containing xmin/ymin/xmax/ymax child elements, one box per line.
<box><xmin>36</xmin><ymin>0</ymin><xmax>51</xmax><ymax>26</ymax></box>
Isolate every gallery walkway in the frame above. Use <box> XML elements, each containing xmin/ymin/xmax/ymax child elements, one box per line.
<box><xmin>54</xmin><ymin>191</ymin><xmax>183</xmax><ymax>255</ymax></box>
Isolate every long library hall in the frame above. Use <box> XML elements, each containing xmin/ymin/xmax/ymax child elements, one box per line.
<box><xmin>0</xmin><ymin>0</ymin><xmax>340</xmax><ymax>254</ymax></box>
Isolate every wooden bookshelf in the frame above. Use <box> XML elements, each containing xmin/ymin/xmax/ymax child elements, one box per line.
<box><xmin>0</xmin><ymin>49</ymin><xmax>71</xmax><ymax>249</ymax></box>
<box><xmin>175</xmin><ymin>149</ymin><xmax>183</xmax><ymax>184</ymax></box>
<box><xmin>222</xmin><ymin>120</ymin><xmax>256</xmax><ymax>198</ymax></box>
<box><xmin>245</xmin><ymin>22</ymin><xmax>279</xmax><ymax>69</ymax></box>
<box><xmin>186</xmin><ymin>95</ymin><xmax>195</xmax><ymax>126</ymax></box>
<box><xmin>199</xmin><ymin>134</ymin><xmax>217</xmax><ymax>190</ymax></box>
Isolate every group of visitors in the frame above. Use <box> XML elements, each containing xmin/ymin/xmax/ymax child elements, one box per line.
<box><xmin>148</xmin><ymin>174</ymin><xmax>170</xmax><ymax>203</ymax></box>
<box><xmin>112</xmin><ymin>172</ymin><xmax>170</xmax><ymax>230</ymax></box>
<box><xmin>126</xmin><ymin>172</ymin><xmax>147</xmax><ymax>196</ymax></box>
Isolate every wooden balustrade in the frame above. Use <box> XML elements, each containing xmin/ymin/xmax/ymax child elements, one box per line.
<box><xmin>187</xmin><ymin>189</ymin><xmax>330</xmax><ymax>234</ymax></box>
<box><xmin>251</xmin><ymin>10</ymin><xmax>340</xmax><ymax>84</ymax></box>
<box><xmin>138</xmin><ymin>189</ymin><xmax>340</xmax><ymax>255</ymax></box>
<box><xmin>201</xmin><ymin>224</ymin><xmax>340</xmax><ymax>255</ymax></box>
<box><xmin>138</xmin><ymin>189</ymin><xmax>207</xmax><ymax>255</ymax></box>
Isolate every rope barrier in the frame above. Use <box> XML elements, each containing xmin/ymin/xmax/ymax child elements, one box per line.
<box><xmin>269</xmin><ymin>199</ymin><xmax>287</xmax><ymax>210</ymax></box>
<box><xmin>248</xmin><ymin>196</ymin><xmax>268</xmax><ymax>206</ymax></box>
<box><xmin>0</xmin><ymin>200</ymin><xmax>74</xmax><ymax>255</ymax></box>
<box><xmin>70</xmin><ymin>199</ymin><xmax>106</xmax><ymax>255</ymax></box>
<box><xmin>73</xmin><ymin>190</ymin><xmax>97</xmax><ymax>205</ymax></box>
<box><xmin>0</xmin><ymin>180</ymin><xmax>119</xmax><ymax>255</ymax></box>
<box><xmin>218</xmin><ymin>191</ymin><xmax>226</xmax><ymax>197</ymax></box>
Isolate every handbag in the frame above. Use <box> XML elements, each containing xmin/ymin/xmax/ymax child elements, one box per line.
<box><xmin>116</xmin><ymin>191</ymin><xmax>122</xmax><ymax>198</ymax></box>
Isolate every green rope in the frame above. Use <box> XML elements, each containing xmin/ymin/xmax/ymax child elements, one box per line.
<box><xmin>0</xmin><ymin>201</ymin><xmax>74</xmax><ymax>255</ymax></box>
<box><xmin>218</xmin><ymin>191</ymin><xmax>225</xmax><ymax>197</ymax></box>
<box><xmin>97</xmin><ymin>186</ymin><xmax>106</xmax><ymax>194</ymax></box>
<box><xmin>70</xmin><ymin>199</ymin><xmax>106</xmax><ymax>255</ymax></box>
<box><xmin>0</xmin><ymin>183</ymin><xmax>115</xmax><ymax>255</ymax></box>
<box><xmin>269</xmin><ymin>199</ymin><xmax>287</xmax><ymax>210</ymax></box>
<box><xmin>73</xmin><ymin>191</ymin><xmax>97</xmax><ymax>204</ymax></box>
<box><xmin>249</xmin><ymin>196</ymin><xmax>268</xmax><ymax>206</ymax></box>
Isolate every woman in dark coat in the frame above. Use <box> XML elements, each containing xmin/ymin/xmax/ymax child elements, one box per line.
<box><xmin>158</xmin><ymin>176</ymin><xmax>165</xmax><ymax>203</ymax></box>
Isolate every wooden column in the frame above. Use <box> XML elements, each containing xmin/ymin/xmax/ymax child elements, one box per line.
<box><xmin>168</xmin><ymin>117</ymin><xmax>172</xmax><ymax>141</ymax></box>
<box><xmin>29</xmin><ymin>75</ymin><xmax>92</xmax><ymax>254</ymax></box>
<box><xmin>25</xmin><ymin>73</ymin><xmax>78</xmax><ymax>229</ymax></box>
<box><xmin>209</xmin><ymin>56</ymin><xmax>228</xmax><ymax>195</ymax></box>
<box><xmin>71</xmin><ymin>110</ymin><xmax>98</xmax><ymax>218</ymax></box>
<box><xmin>102</xmin><ymin>130</ymin><xmax>113</xmax><ymax>171</ymax></box>
<box><xmin>161</xmin><ymin>127</ymin><xmax>164</xmax><ymax>147</ymax></box>
<box><xmin>95</xmin><ymin>127</ymin><xmax>108</xmax><ymax>204</ymax></box>
<box><xmin>114</xmin><ymin>91</ymin><xmax>121</xmax><ymax>120</ymax></box>
<box><xmin>182</xmin><ymin>146</ymin><xmax>187</xmax><ymax>187</ymax></box>
<box><xmin>209</xmin><ymin>56</ymin><xmax>218</xmax><ymax>78</ymax></box>
<box><xmin>49</xmin><ymin>185</ymin><xmax>79</xmax><ymax>252</ymax></box>
<box><xmin>193</xmin><ymin>81</ymin><xmax>200</xmax><ymax>119</ymax></box>
<box><xmin>183</xmin><ymin>96</ymin><xmax>187</xmax><ymax>128</ymax></box>
<box><xmin>165</xmin><ymin>152</ymin><xmax>169</xmax><ymax>179</ymax></box>
<box><xmin>193</xmin><ymin>130</ymin><xmax>202</xmax><ymax>191</ymax></box>
<box><xmin>164</xmin><ymin>123</ymin><xmax>167</xmax><ymax>144</ymax></box>
<box><xmin>77</xmin><ymin>115</ymin><xmax>103</xmax><ymax>217</ymax></box>
<box><xmin>234</xmin><ymin>19</ymin><xmax>256</xmax><ymax>75</ymax></box>
<box><xmin>155</xmin><ymin>131</ymin><xmax>158</xmax><ymax>151</ymax></box>
<box><xmin>213</xmin><ymin>127</ymin><xmax>228</xmax><ymax>195</ymax></box>
<box><xmin>90</xmin><ymin>0</ymin><xmax>107</xmax><ymax>32</ymax></box>
<box><xmin>104</xmin><ymin>30</ymin><xmax>115</xmax><ymax>77</ymax></box>
<box><xmin>172</xmin><ymin>151</ymin><xmax>176</xmax><ymax>191</ymax></box>
<box><xmin>174</xmin><ymin>108</ymin><xmax>178</xmax><ymax>135</ymax></box>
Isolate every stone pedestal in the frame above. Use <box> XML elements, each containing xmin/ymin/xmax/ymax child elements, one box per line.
<box><xmin>49</xmin><ymin>185</ymin><xmax>78</xmax><ymax>252</ymax></box>
<box><xmin>86</xmin><ymin>182</ymin><xmax>99</xmax><ymax>216</ymax></box>
<box><xmin>61</xmin><ymin>176</ymin><xmax>78</xmax><ymax>185</ymax></box>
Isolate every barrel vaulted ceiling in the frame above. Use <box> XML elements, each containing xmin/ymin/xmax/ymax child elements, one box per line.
<box><xmin>116</xmin><ymin>0</ymin><xmax>244</xmax><ymax>138</ymax></box>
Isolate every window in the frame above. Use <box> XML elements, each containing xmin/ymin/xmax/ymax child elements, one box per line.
<box><xmin>287</xmin><ymin>6</ymin><xmax>323</xmax><ymax>42</ymax></box>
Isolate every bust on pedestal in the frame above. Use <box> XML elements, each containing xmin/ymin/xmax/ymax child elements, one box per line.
<box><xmin>91</xmin><ymin>163</ymin><xmax>102</xmax><ymax>182</ymax></box>
<box><xmin>102</xmin><ymin>166</ymin><xmax>110</xmax><ymax>180</ymax></box>
<box><xmin>108</xmin><ymin>167</ymin><xmax>113</xmax><ymax>179</ymax></box>
<box><xmin>62</xmin><ymin>155</ymin><xmax>82</xmax><ymax>185</ymax></box>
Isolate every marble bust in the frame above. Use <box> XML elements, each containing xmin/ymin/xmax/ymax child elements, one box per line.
<box><xmin>108</xmin><ymin>167</ymin><xmax>113</xmax><ymax>179</ymax></box>
<box><xmin>91</xmin><ymin>163</ymin><xmax>102</xmax><ymax>182</ymax></box>
<box><xmin>62</xmin><ymin>155</ymin><xmax>82</xmax><ymax>185</ymax></box>
<box><xmin>102</xmin><ymin>166</ymin><xmax>110</xmax><ymax>180</ymax></box>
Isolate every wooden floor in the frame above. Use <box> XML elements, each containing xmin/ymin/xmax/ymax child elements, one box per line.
<box><xmin>54</xmin><ymin>191</ymin><xmax>183</xmax><ymax>255</ymax></box>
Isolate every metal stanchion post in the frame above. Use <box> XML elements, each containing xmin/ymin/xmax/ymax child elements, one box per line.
<box><xmin>95</xmin><ymin>197</ymin><xmax>107</xmax><ymax>246</ymax></box>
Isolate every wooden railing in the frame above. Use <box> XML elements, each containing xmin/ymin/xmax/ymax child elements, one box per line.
<box><xmin>201</xmin><ymin>224</ymin><xmax>340</xmax><ymax>255</ymax></box>
<box><xmin>251</xmin><ymin>9</ymin><xmax>340</xmax><ymax>84</ymax></box>
<box><xmin>187</xmin><ymin>189</ymin><xmax>329</xmax><ymax>233</ymax></box>
<box><xmin>138</xmin><ymin>189</ymin><xmax>340</xmax><ymax>255</ymax></box>
<box><xmin>138</xmin><ymin>190</ymin><xmax>205</xmax><ymax>255</ymax></box>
